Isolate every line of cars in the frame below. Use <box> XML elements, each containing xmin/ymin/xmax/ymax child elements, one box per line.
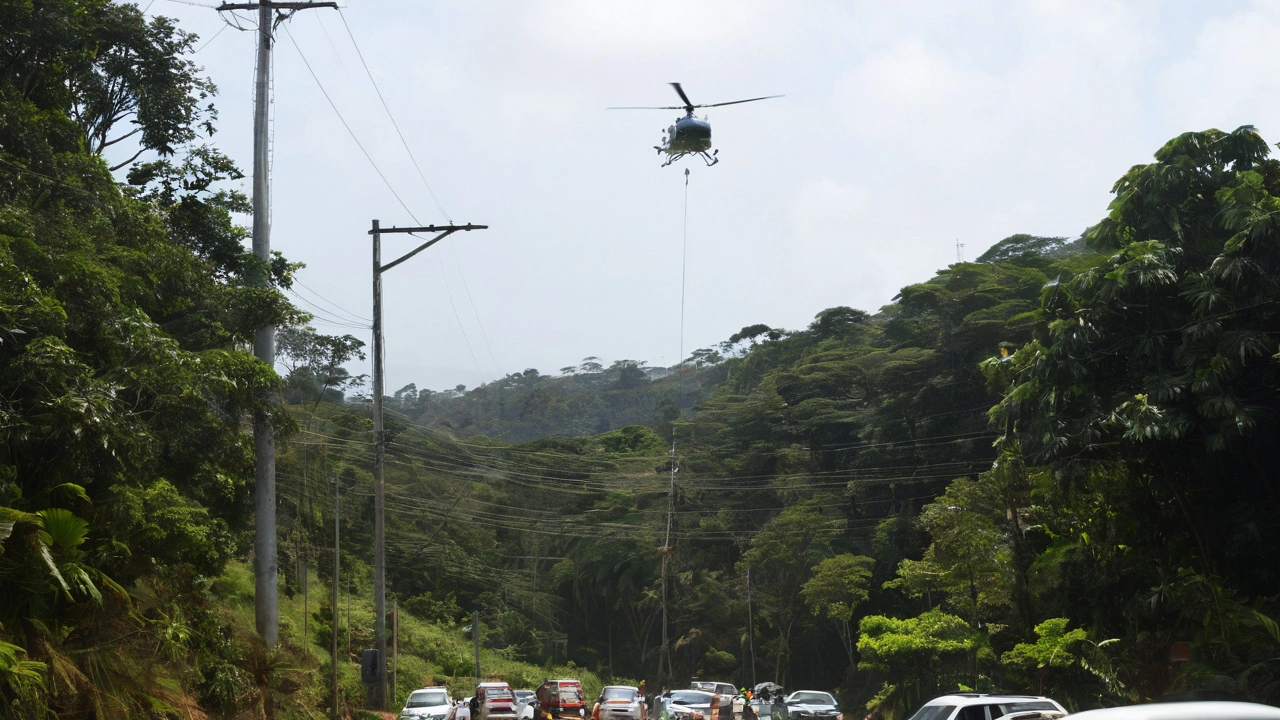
<box><xmin>654</xmin><ymin>683</ymin><xmax>842</xmax><ymax>720</ymax></box>
<box><xmin>400</xmin><ymin>679</ymin><xmax>598</xmax><ymax>720</ymax></box>
<box><xmin>403</xmin><ymin>683</ymin><xmax>1280</xmax><ymax>720</ymax></box>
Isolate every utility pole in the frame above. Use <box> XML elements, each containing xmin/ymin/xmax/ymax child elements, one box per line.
<box><xmin>956</xmin><ymin>238</ymin><xmax>965</xmax><ymax>263</ymax></box>
<box><xmin>301</xmin><ymin>445</ymin><xmax>308</xmax><ymax>654</ymax></box>
<box><xmin>473</xmin><ymin>610</ymin><xmax>481</xmax><ymax>683</ymax></box>
<box><xmin>392</xmin><ymin>600</ymin><xmax>399</xmax><ymax>707</ymax></box>
<box><xmin>331</xmin><ymin>474</ymin><xmax>341</xmax><ymax>720</ymax></box>
<box><xmin>660</xmin><ymin>439</ymin><xmax>675</xmax><ymax>683</ymax></box>
<box><xmin>216</xmin><ymin>0</ymin><xmax>337</xmax><ymax>648</ymax></box>
<box><xmin>370</xmin><ymin>221</ymin><xmax>487</xmax><ymax>709</ymax></box>
<box><xmin>745</xmin><ymin>565</ymin><xmax>755</xmax><ymax>688</ymax></box>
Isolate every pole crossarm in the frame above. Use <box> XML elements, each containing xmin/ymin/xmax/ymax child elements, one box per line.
<box><xmin>374</xmin><ymin>224</ymin><xmax>489</xmax><ymax>274</ymax></box>
<box><xmin>217</xmin><ymin>2</ymin><xmax>338</xmax><ymax>10</ymax></box>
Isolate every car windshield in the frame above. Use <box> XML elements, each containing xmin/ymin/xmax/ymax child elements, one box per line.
<box><xmin>408</xmin><ymin>691</ymin><xmax>450</xmax><ymax>708</ymax></box>
<box><xmin>998</xmin><ymin>703</ymin><xmax>1056</xmax><ymax>716</ymax></box>
<box><xmin>791</xmin><ymin>693</ymin><xmax>835</xmax><ymax>706</ymax></box>
<box><xmin>603</xmin><ymin>688</ymin><xmax>637</xmax><ymax>702</ymax></box>
<box><xmin>485</xmin><ymin>688</ymin><xmax>515</xmax><ymax>701</ymax></box>
<box><xmin>671</xmin><ymin>691</ymin><xmax>714</xmax><ymax>706</ymax></box>
<box><xmin>515</xmin><ymin>691</ymin><xmax>533</xmax><ymax>700</ymax></box>
<box><xmin>907</xmin><ymin>706</ymin><xmax>955</xmax><ymax>720</ymax></box>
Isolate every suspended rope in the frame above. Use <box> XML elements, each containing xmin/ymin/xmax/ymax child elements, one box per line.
<box><xmin>662</xmin><ymin>166</ymin><xmax>691</xmax><ymax>682</ymax></box>
<box><xmin>679</xmin><ymin>167</ymin><xmax>690</xmax><ymax>392</ymax></box>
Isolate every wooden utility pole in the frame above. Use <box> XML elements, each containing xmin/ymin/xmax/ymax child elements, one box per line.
<box><xmin>370</xmin><ymin>221</ymin><xmax>487</xmax><ymax>709</ymax></box>
<box><xmin>473</xmin><ymin>610</ymin><xmax>481</xmax><ymax>683</ymax></box>
<box><xmin>216</xmin><ymin>0</ymin><xmax>336</xmax><ymax>648</ymax></box>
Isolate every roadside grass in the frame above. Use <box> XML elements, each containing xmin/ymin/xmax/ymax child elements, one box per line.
<box><xmin>214</xmin><ymin>560</ymin><xmax>620</xmax><ymax>716</ymax></box>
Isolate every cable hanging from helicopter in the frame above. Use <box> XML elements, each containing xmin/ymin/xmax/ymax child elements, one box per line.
<box><xmin>608</xmin><ymin>83</ymin><xmax>782</xmax><ymax>167</ymax></box>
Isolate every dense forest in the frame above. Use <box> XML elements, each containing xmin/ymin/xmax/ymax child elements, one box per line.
<box><xmin>6</xmin><ymin>2</ymin><xmax>1280</xmax><ymax>719</ymax></box>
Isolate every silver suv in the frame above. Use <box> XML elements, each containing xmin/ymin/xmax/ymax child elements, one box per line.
<box><xmin>907</xmin><ymin>694</ymin><xmax>1066</xmax><ymax>720</ymax></box>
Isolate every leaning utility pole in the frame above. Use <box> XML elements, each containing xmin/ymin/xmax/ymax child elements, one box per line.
<box><xmin>217</xmin><ymin>0</ymin><xmax>337</xmax><ymax>648</ymax></box>
<box><xmin>370</xmin><ymin>221</ymin><xmax>487</xmax><ymax>709</ymax></box>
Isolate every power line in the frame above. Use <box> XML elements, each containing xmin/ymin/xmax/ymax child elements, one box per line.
<box><xmin>418</xmin><ymin>234</ymin><xmax>486</xmax><ymax>386</ymax></box>
<box><xmin>293</xmin><ymin>278</ymin><xmax>372</xmax><ymax>322</ymax></box>
<box><xmin>329</xmin><ymin>9</ymin><xmax>503</xmax><ymax>390</ymax></box>
<box><xmin>280</xmin><ymin>21</ymin><xmax>418</xmax><ymax>221</ymax></box>
<box><xmin>287</xmin><ymin>289</ymin><xmax>372</xmax><ymax>329</ymax></box>
<box><xmin>336</xmin><ymin>8</ymin><xmax>452</xmax><ymax>223</ymax></box>
<box><xmin>450</xmin><ymin>242</ymin><xmax>502</xmax><ymax>377</ymax></box>
<box><xmin>192</xmin><ymin>22</ymin><xmax>230</xmax><ymax>53</ymax></box>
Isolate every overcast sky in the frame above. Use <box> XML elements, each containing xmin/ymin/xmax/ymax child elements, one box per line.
<box><xmin>135</xmin><ymin>0</ymin><xmax>1280</xmax><ymax>393</ymax></box>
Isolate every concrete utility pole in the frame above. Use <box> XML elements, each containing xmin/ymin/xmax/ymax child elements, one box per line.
<box><xmin>370</xmin><ymin>221</ymin><xmax>487</xmax><ymax>709</ymax></box>
<box><xmin>392</xmin><ymin>599</ymin><xmax>399</xmax><ymax>706</ymax></box>
<box><xmin>216</xmin><ymin>0</ymin><xmax>336</xmax><ymax>648</ymax></box>
<box><xmin>660</xmin><ymin>440</ymin><xmax>675</xmax><ymax>683</ymax></box>
<box><xmin>746</xmin><ymin>565</ymin><xmax>755</xmax><ymax>688</ymax></box>
<box><xmin>331</xmin><ymin>475</ymin><xmax>341</xmax><ymax>720</ymax></box>
<box><xmin>473</xmin><ymin>610</ymin><xmax>481</xmax><ymax>683</ymax></box>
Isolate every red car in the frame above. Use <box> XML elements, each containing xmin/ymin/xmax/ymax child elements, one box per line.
<box><xmin>537</xmin><ymin>679</ymin><xmax>588</xmax><ymax>720</ymax></box>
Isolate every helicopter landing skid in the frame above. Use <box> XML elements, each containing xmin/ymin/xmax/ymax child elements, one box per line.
<box><xmin>660</xmin><ymin>149</ymin><xmax>719</xmax><ymax>168</ymax></box>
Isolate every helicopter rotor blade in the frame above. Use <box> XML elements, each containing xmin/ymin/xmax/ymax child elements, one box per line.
<box><xmin>699</xmin><ymin>94</ymin><xmax>784</xmax><ymax>109</ymax></box>
<box><xmin>670</xmin><ymin>82</ymin><xmax>695</xmax><ymax>110</ymax></box>
<box><xmin>606</xmin><ymin>105</ymin><xmax>688</xmax><ymax>110</ymax></box>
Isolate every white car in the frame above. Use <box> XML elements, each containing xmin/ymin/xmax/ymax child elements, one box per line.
<box><xmin>401</xmin><ymin>688</ymin><xmax>455</xmax><ymax>720</ymax></box>
<box><xmin>516</xmin><ymin>690</ymin><xmax>537</xmax><ymax>720</ymax></box>
<box><xmin>478</xmin><ymin>682</ymin><xmax>520</xmax><ymax>720</ymax></box>
<box><xmin>782</xmin><ymin>691</ymin><xmax>840</xmax><ymax>720</ymax></box>
<box><xmin>1067</xmin><ymin>701</ymin><xmax>1280</xmax><ymax>720</ymax></box>
<box><xmin>907</xmin><ymin>694</ymin><xmax>1067</xmax><ymax>720</ymax></box>
<box><xmin>597</xmin><ymin>686</ymin><xmax>647</xmax><ymax>720</ymax></box>
<box><xmin>690</xmin><ymin>683</ymin><xmax>740</xmax><ymax>699</ymax></box>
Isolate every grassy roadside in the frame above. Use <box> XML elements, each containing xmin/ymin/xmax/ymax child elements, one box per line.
<box><xmin>213</xmin><ymin>561</ymin><xmax>620</xmax><ymax>717</ymax></box>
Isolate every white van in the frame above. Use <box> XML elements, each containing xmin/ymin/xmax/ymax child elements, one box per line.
<box><xmin>907</xmin><ymin>694</ymin><xmax>1067</xmax><ymax>720</ymax></box>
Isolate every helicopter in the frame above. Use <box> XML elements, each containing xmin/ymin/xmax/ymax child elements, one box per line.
<box><xmin>609</xmin><ymin>83</ymin><xmax>782</xmax><ymax>167</ymax></box>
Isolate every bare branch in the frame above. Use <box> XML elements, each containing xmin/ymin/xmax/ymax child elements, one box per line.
<box><xmin>108</xmin><ymin>147</ymin><xmax>147</xmax><ymax>172</ymax></box>
<box><xmin>99</xmin><ymin>126</ymin><xmax>143</xmax><ymax>150</ymax></box>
